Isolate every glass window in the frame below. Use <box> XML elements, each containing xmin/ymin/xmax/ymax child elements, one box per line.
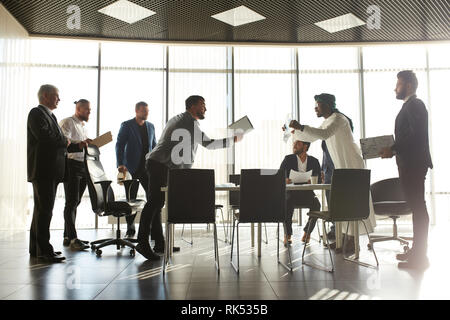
<box><xmin>234</xmin><ymin>47</ymin><xmax>294</xmax><ymax>70</ymax></box>
<box><xmin>28</xmin><ymin>66</ymin><xmax>99</xmax><ymax>230</ymax></box>
<box><xmin>168</xmin><ymin>46</ymin><xmax>229</xmax><ymax>208</ymax></box>
<box><xmin>428</xmin><ymin>44</ymin><xmax>450</xmax><ymax>68</ymax></box>
<box><xmin>101</xmin><ymin>41</ymin><xmax>165</xmax><ymax>68</ymax></box>
<box><xmin>299</xmin><ymin>47</ymin><xmax>358</xmax><ymax>71</ymax></box>
<box><xmin>429</xmin><ymin>69</ymin><xmax>450</xmax><ymax>223</ymax></box>
<box><xmin>363</xmin><ymin>70</ymin><xmax>428</xmax><ymax>185</ymax></box>
<box><xmin>29</xmin><ymin>39</ymin><xmax>98</xmax><ymax>65</ymax></box>
<box><xmin>362</xmin><ymin>45</ymin><xmax>427</xmax><ymax>70</ymax></box>
<box><xmin>234</xmin><ymin>47</ymin><xmax>295</xmax><ymax>172</ymax></box>
<box><xmin>298</xmin><ymin>72</ymin><xmax>361</xmax><ymax>162</ymax></box>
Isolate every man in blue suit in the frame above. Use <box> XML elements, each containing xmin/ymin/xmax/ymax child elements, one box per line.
<box><xmin>280</xmin><ymin>137</ymin><xmax>321</xmax><ymax>246</ymax></box>
<box><xmin>116</xmin><ymin>101</ymin><xmax>157</xmax><ymax>237</ymax></box>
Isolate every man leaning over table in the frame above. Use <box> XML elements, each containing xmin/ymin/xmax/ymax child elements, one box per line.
<box><xmin>135</xmin><ymin>95</ymin><xmax>243</xmax><ymax>261</ymax></box>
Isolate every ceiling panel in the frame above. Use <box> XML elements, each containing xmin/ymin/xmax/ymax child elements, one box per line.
<box><xmin>1</xmin><ymin>0</ymin><xmax>448</xmax><ymax>43</ymax></box>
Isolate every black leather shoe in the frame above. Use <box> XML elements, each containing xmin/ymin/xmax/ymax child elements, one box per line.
<box><xmin>38</xmin><ymin>255</ymin><xmax>66</xmax><ymax>263</ymax></box>
<box><xmin>30</xmin><ymin>251</ymin><xmax>62</xmax><ymax>258</ymax></box>
<box><xmin>63</xmin><ymin>237</ymin><xmax>70</xmax><ymax>247</ymax></box>
<box><xmin>125</xmin><ymin>229</ymin><xmax>136</xmax><ymax>238</ymax></box>
<box><xmin>398</xmin><ymin>256</ymin><xmax>429</xmax><ymax>270</ymax></box>
<box><xmin>70</xmin><ymin>239</ymin><xmax>90</xmax><ymax>251</ymax></box>
<box><xmin>136</xmin><ymin>243</ymin><xmax>160</xmax><ymax>261</ymax></box>
<box><xmin>153</xmin><ymin>246</ymin><xmax>180</xmax><ymax>254</ymax></box>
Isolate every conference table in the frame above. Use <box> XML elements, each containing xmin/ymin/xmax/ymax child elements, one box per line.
<box><xmin>161</xmin><ymin>183</ymin><xmax>360</xmax><ymax>260</ymax></box>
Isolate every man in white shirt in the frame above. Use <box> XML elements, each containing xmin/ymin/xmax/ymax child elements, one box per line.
<box><xmin>59</xmin><ymin>99</ymin><xmax>92</xmax><ymax>251</ymax></box>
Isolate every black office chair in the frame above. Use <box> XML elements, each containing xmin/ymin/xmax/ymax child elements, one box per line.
<box><xmin>84</xmin><ymin>145</ymin><xmax>145</xmax><ymax>257</ymax></box>
<box><xmin>228</xmin><ymin>174</ymin><xmax>269</xmax><ymax>245</ymax></box>
<box><xmin>368</xmin><ymin>178</ymin><xmax>412</xmax><ymax>252</ymax></box>
<box><xmin>230</xmin><ymin>169</ymin><xmax>292</xmax><ymax>273</ymax></box>
<box><xmin>163</xmin><ymin>169</ymin><xmax>219</xmax><ymax>275</ymax></box>
<box><xmin>303</xmin><ymin>169</ymin><xmax>379</xmax><ymax>272</ymax></box>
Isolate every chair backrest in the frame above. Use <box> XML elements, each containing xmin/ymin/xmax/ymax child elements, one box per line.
<box><xmin>229</xmin><ymin>174</ymin><xmax>240</xmax><ymax>207</ymax></box>
<box><xmin>167</xmin><ymin>169</ymin><xmax>215</xmax><ymax>224</ymax></box>
<box><xmin>371</xmin><ymin>178</ymin><xmax>405</xmax><ymax>202</ymax></box>
<box><xmin>84</xmin><ymin>145</ymin><xmax>114</xmax><ymax>214</ymax></box>
<box><xmin>328</xmin><ymin>169</ymin><xmax>371</xmax><ymax>222</ymax></box>
<box><xmin>239</xmin><ymin>169</ymin><xmax>286</xmax><ymax>223</ymax></box>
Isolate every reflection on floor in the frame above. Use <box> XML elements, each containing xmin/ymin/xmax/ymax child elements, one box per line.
<box><xmin>0</xmin><ymin>223</ymin><xmax>449</xmax><ymax>300</ymax></box>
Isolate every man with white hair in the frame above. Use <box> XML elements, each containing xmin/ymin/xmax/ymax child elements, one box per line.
<box><xmin>27</xmin><ymin>84</ymin><xmax>89</xmax><ymax>263</ymax></box>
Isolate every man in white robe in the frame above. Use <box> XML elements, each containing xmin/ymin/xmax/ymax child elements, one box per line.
<box><xmin>289</xmin><ymin>93</ymin><xmax>376</xmax><ymax>252</ymax></box>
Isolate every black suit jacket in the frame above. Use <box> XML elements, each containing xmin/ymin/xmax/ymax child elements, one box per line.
<box><xmin>27</xmin><ymin>105</ymin><xmax>80</xmax><ymax>182</ymax></box>
<box><xmin>393</xmin><ymin>95</ymin><xmax>433</xmax><ymax>169</ymax></box>
<box><xmin>279</xmin><ymin>154</ymin><xmax>322</xmax><ymax>183</ymax></box>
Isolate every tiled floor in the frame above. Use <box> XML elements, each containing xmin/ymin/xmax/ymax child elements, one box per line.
<box><xmin>1</xmin><ymin>223</ymin><xmax>449</xmax><ymax>300</ymax></box>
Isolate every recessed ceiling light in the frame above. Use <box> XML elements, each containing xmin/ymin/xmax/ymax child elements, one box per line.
<box><xmin>211</xmin><ymin>5</ymin><xmax>266</xmax><ymax>27</ymax></box>
<box><xmin>98</xmin><ymin>0</ymin><xmax>156</xmax><ymax>24</ymax></box>
<box><xmin>315</xmin><ymin>13</ymin><xmax>366</xmax><ymax>33</ymax></box>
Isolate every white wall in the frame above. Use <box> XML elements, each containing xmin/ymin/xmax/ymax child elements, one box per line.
<box><xmin>0</xmin><ymin>3</ymin><xmax>30</xmax><ymax>231</ymax></box>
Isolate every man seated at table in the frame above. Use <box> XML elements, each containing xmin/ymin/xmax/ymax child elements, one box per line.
<box><xmin>280</xmin><ymin>134</ymin><xmax>321</xmax><ymax>246</ymax></box>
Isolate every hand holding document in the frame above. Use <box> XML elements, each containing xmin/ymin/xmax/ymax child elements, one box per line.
<box><xmin>289</xmin><ymin>170</ymin><xmax>312</xmax><ymax>184</ymax></box>
<box><xmin>91</xmin><ymin>131</ymin><xmax>113</xmax><ymax>148</ymax></box>
<box><xmin>228</xmin><ymin>116</ymin><xmax>254</xmax><ymax>135</ymax></box>
<box><xmin>360</xmin><ymin>135</ymin><xmax>395</xmax><ymax>160</ymax></box>
<box><xmin>282</xmin><ymin>115</ymin><xmax>293</xmax><ymax>143</ymax></box>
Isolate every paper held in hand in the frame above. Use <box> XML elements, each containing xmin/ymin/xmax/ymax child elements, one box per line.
<box><xmin>360</xmin><ymin>135</ymin><xmax>395</xmax><ymax>159</ymax></box>
<box><xmin>289</xmin><ymin>170</ymin><xmax>312</xmax><ymax>184</ymax></box>
<box><xmin>228</xmin><ymin>116</ymin><xmax>254</xmax><ymax>135</ymax></box>
<box><xmin>91</xmin><ymin>131</ymin><xmax>113</xmax><ymax>148</ymax></box>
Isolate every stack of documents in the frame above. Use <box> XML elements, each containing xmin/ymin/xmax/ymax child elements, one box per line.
<box><xmin>289</xmin><ymin>170</ymin><xmax>312</xmax><ymax>184</ymax></box>
<box><xmin>360</xmin><ymin>135</ymin><xmax>395</xmax><ymax>159</ymax></box>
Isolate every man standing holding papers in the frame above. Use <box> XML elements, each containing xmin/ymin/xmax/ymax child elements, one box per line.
<box><xmin>59</xmin><ymin>99</ymin><xmax>93</xmax><ymax>251</ymax></box>
<box><xmin>380</xmin><ymin>70</ymin><xmax>433</xmax><ymax>270</ymax></box>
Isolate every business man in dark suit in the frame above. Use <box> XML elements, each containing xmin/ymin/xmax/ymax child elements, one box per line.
<box><xmin>280</xmin><ymin>137</ymin><xmax>321</xmax><ymax>246</ymax></box>
<box><xmin>28</xmin><ymin>84</ymin><xmax>88</xmax><ymax>263</ymax></box>
<box><xmin>381</xmin><ymin>70</ymin><xmax>433</xmax><ymax>270</ymax></box>
<box><xmin>116</xmin><ymin>101</ymin><xmax>157</xmax><ymax>238</ymax></box>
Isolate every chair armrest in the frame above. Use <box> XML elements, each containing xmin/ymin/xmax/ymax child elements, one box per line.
<box><xmin>94</xmin><ymin>181</ymin><xmax>112</xmax><ymax>208</ymax></box>
<box><xmin>122</xmin><ymin>179</ymin><xmax>139</xmax><ymax>201</ymax></box>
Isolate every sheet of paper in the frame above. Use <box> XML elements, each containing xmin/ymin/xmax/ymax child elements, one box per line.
<box><xmin>228</xmin><ymin>116</ymin><xmax>254</xmax><ymax>134</ymax></box>
<box><xmin>360</xmin><ymin>135</ymin><xmax>395</xmax><ymax>159</ymax></box>
<box><xmin>283</xmin><ymin>115</ymin><xmax>293</xmax><ymax>143</ymax></box>
<box><xmin>91</xmin><ymin>131</ymin><xmax>113</xmax><ymax>148</ymax></box>
<box><xmin>289</xmin><ymin>170</ymin><xmax>312</xmax><ymax>184</ymax></box>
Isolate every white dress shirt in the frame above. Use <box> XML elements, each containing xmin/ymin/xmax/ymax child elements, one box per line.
<box><xmin>296</xmin><ymin>155</ymin><xmax>308</xmax><ymax>173</ymax></box>
<box><xmin>59</xmin><ymin>115</ymin><xmax>88</xmax><ymax>162</ymax></box>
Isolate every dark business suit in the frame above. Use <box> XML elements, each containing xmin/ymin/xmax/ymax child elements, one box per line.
<box><xmin>392</xmin><ymin>95</ymin><xmax>433</xmax><ymax>257</ymax></box>
<box><xmin>116</xmin><ymin>118</ymin><xmax>157</xmax><ymax>232</ymax></box>
<box><xmin>27</xmin><ymin>105</ymin><xmax>80</xmax><ymax>257</ymax></box>
<box><xmin>280</xmin><ymin>154</ymin><xmax>322</xmax><ymax>236</ymax></box>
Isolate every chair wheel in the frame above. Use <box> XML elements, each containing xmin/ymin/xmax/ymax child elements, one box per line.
<box><xmin>130</xmin><ymin>249</ymin><xmax>135</xmax><ymax>257</ymax></box>
<box><xmin>367</xmin><ymin>243</ymin><xmax>372</xmax><ymax>250</ymax></box>
<box><xmin>91</xmin><ymin>244</ymin><xmax>96</xmax><ymax>251</ymax></box>
<box><xmin>403</xmin><ymin>245</ymin><xmax>410</xmax><ymax>253</ymax></box>
<box><xmin>96</xmin><ymin>249</ymin><xmax>102</xmax><ymax>257</ymax></box>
